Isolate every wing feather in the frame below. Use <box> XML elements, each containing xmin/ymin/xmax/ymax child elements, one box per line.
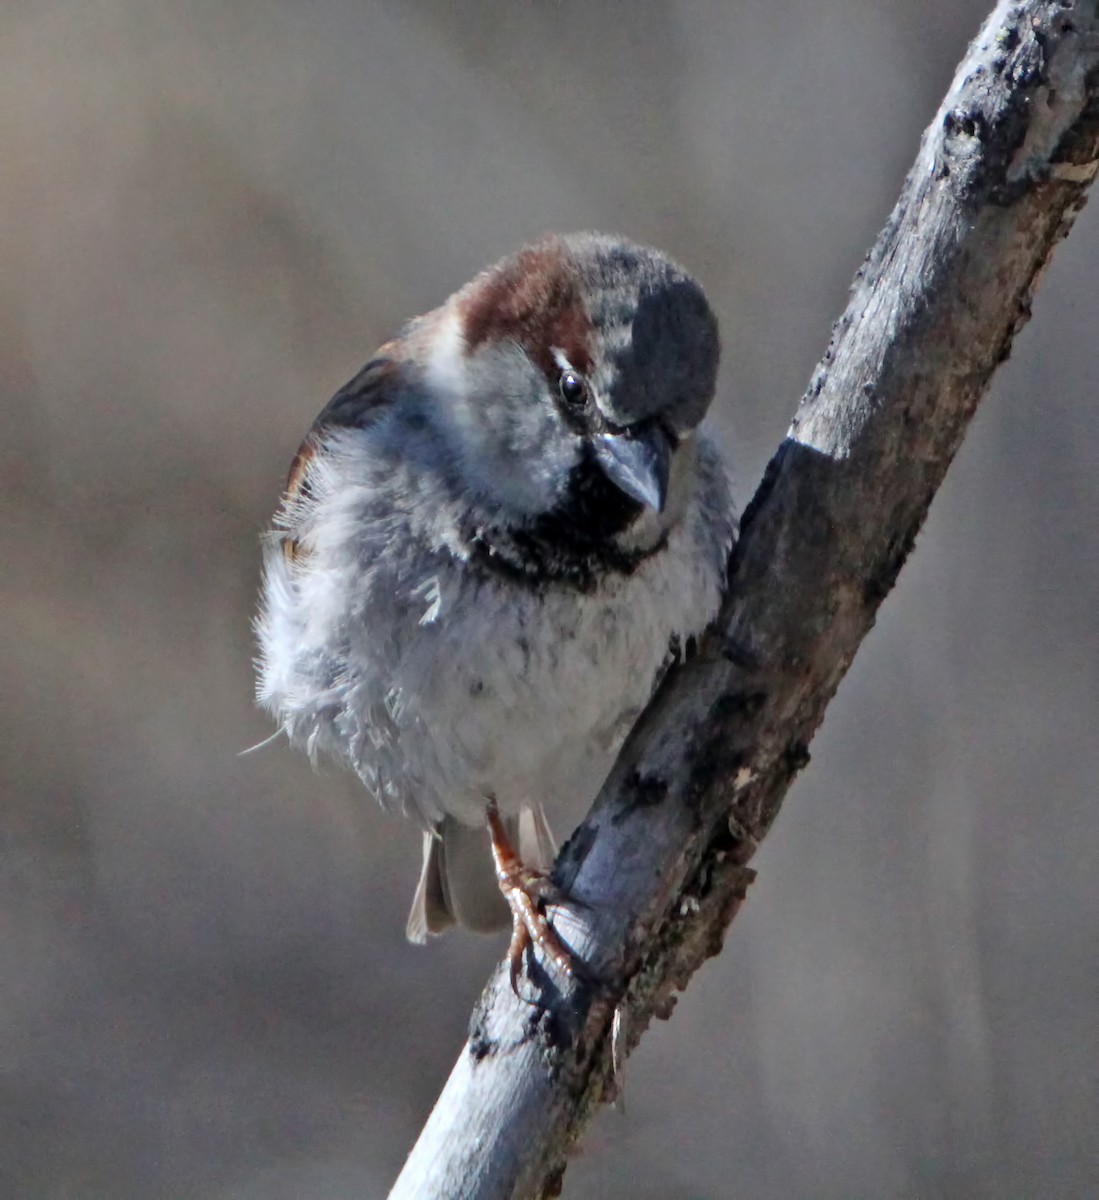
<box><xmin>280</xmin><ymin>349</ymin><xmax>400</xmax><ymax>561</ymax></box>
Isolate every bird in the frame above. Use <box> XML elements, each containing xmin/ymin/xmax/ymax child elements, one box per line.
<box><xmin>254</xmin><ymin>232</ymin><xmax>736</xmax><ymax>985</ymax></box>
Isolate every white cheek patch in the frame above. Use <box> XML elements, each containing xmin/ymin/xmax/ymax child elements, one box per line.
<box><xmin>428</xmin><ymin>321</ymin><xmax>579</xmax><ymax>518</ymax></box>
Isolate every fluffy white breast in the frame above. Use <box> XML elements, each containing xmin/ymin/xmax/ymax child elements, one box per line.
<box><xmin>256</xmin><ymin>425</ymin><xmax>733</xmax><ymax>830</ymax></box>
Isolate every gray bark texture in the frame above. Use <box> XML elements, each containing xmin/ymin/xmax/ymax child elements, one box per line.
<box><xmin>389</xmin><ymin>3</ymin><xmax>1099</xmax><ymax>1197</ymax></box>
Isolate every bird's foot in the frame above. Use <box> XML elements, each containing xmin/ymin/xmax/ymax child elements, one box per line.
<box><xmin>485</xmin><ymin>804</ymin><xmax>583</xmax><ymax>996</ymax></box>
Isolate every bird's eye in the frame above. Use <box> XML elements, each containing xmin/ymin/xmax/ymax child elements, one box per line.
<box><xmin>559</xmin><ymin>370</ymin><xmax>588</xmax><ymax>406</ymax></box>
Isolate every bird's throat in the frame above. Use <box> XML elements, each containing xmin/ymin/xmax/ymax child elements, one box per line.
<box><xmin>464</xmin><ymin>453</ymin><xmax>661</xmax><ymax>592</ymax></box>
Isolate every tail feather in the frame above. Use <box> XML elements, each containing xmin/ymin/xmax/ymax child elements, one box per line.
<box><xmin>405</xmin><ymin>805</ymin><xmax>557</xmax><ymax>942</ymax></box>
<box><xmin>405</xmin><ymin>827</ymin><xmax>454</xmax><ymax>943</ymax></box>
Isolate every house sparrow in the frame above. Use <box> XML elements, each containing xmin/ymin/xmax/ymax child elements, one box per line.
<box><xmin>255</xmin><ymin>232</ymin><xmax>735</xmax><ymax>983</ymax></box>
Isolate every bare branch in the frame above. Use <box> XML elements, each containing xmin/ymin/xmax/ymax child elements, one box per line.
<box><xmin>389</xmin><ymin>4</ymin><xmax>1099</xmax><ymax>1197</ymax></box>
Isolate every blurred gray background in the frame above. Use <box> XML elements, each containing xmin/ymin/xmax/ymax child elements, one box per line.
<box><xmin>2</xmin><ymin>2</ymin><xmax>1096</xmax><ymax>1197</ymax></box>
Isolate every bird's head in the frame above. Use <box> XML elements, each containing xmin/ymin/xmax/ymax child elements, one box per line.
<box><xmin>426</xmin><ymin>232</ymin><xmax>721</xmax><ymax>564</ymax></box>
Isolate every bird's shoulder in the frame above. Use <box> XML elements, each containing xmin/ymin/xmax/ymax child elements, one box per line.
<box><xmin>284</xmin><ymin>347</ymin><xmax>405</xmax><ymax>502</ymax></box>
<box><xmin>275</xmin><ymin>329</ymin><xmax>445</xmax><ymax>562</ymax></box>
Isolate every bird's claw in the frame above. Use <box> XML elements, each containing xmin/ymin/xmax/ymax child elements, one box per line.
<box><xmin>486</xmin><ymin>805</ymin><xmax>585</xmax><ymax>997</ymax></box>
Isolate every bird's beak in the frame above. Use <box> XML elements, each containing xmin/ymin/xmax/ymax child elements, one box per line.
<box><xmin>593</xmin><ymin>424</ymin><xmax>673</xmax><ymax>513</ymax></box>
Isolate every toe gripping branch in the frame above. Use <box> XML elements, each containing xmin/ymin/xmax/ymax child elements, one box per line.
<box><xmin>485</xmin><ymin>804</ymin><xmax>582</xmax><ymax>995</ymax></box>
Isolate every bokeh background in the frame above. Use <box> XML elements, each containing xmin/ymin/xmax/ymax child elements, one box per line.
<box><xmin>2</xmin><ymin>2</ymin><xmax>1097</xmax><ymax>1196</ymax></box>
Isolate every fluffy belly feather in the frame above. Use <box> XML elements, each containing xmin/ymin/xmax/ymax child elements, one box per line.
<box><xmin>372</xmin><ymin>574</ymin><xmax>670</xmax><ymax>826</ymax></box>
<box><xmin>257</xmin><ymin>509</ymin><xmax>721</xmax><ymax>830</ymax></box>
